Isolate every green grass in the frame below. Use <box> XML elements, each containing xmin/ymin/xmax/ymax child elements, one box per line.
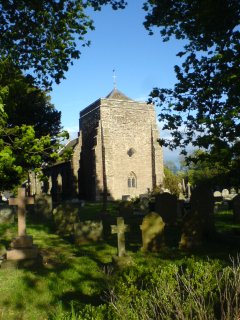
<box><xmin>0</xmin><ymin>220</ymin><xmax>114</xmax><ymax>320</ymax></box>
<box><xmin>0</xmin><ymin>203</ymin><xmax>239</xmax><ymax>319</ymax></box>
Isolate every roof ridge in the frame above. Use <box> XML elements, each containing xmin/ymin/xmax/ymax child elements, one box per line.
<box><xmin>105</xmin><ymin>88</ymin><xmax>132</xmax><ymax>101</ymax></box>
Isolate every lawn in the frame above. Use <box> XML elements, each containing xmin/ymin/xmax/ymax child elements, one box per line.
<box><xmin>0</xmin><ymin>203</ymin><xmax>239</xmax><ymax>319</ymax></box>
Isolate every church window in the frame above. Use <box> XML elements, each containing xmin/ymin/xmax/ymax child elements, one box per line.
<box><xmin>128</xmin><ymin>172</ymin><xmax>137</xmax><ymax>188</ymax></box>
<box><xmin>127</xmin><ymin>147</ymin><xmax>136</xmax><ymax>157</ymax></box>
<box><xmin>132</xmin><ymin>178</ymin><xmax>136</xmax><ymax>187</ymax></box>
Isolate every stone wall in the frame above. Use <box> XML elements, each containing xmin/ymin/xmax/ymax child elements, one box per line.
<box><xmin>79</xmin><ymin>95</ymin><xmax>164</xmax><ymax>200</ymax></box>
<box><xmin>99</xmin><ymin>98</ymin><xmax>163</xmax><ymax>199</ymax></box>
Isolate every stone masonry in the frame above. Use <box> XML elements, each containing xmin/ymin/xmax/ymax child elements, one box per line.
<box><xmin>37</xmin><ymin>88</ymin><xmax>164</xmax><ymax>201</ymax></box>
<box><xmin>79</xmin><ymin>89</ymin><xmax>164</xmax><ymax>200</ymax></box>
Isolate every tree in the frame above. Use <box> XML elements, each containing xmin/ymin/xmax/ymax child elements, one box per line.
<box><xmin>143</xmin><ymin>1</ymin><xmax>240</xmax><ymax>168</ymax></box>
<box><xmin>163</xmin><ymin>166</ymin><xmax>181</xmax><ymax>196</ymax></box>
<box><xmin>0</xmin><ymin>0</ymin><xmax>127</xmax><ymax>188</ymax></box>
<box><xmin>0</xmin><ymin>60</ymin><xmax>61</xmax><ymax>138</ymax></box>
<box><xmin>180</xmin><ymin>150</ymin><xmax>229</xmax><ymax>186</ymax></box>
<box><xmin>0</xmin><ymin>0</ymin><xmax>126</xmax><ymax>88</ymax></box>
<box><xmin>0</xmin><ymin>109</ymin><xmax>68</xmax><ymax>189</ymax></box>
<box><xmin>0</xmin><ymin>61</ymin><xmax>68</xmax><ymax>189</ymax></box>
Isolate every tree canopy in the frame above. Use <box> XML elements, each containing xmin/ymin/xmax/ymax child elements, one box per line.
<box><xmin>0</xmin><ymin>98</ymin><xmax>68</xmax><ymax>190</ymax></box>
<box><xmin>143</xmin><ymin>0</ymin><xmax>240</xmax><ymax>168</ymax></box>
<box><xmin>0</xmin><ymin>0</ymin><xmax>127</xmax><ymax>189</ymax></box>
<box><xmin>0</xmin><ymin>0</ymin><xmax>127</xmax><ymax>88</ymax></box>
<box><xmin>0</xmin><ymin>60</ymin><xmax>61</xmax><ymax>138</ymax></box>
<box><xmin>0</xmin><ymin>60</ymin><xmax>68</xmax><ymax>189</ymax></box>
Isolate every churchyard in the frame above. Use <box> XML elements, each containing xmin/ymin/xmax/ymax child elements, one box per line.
<box><xmin>0</xmin><ymin>188</ymin><xmax>240</xmax><ymax>319</ymax></box>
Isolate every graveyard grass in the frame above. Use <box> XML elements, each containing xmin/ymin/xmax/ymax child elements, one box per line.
<box><xmin>0</xmin><ymin>203</ymin><xmax>240</xmax><ymax>320</ymax></box>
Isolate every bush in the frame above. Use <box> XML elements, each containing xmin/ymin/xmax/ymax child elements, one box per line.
<box><xmin>106</xmin><ymin>258</ymin><xmax>240</xmax><ymax>320</ymax></box>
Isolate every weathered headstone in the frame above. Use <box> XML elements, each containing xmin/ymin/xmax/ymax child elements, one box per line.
<box><xmin>119</xmin><ymin>201</ymin><xmax>134</xmax><ymax>217</ymax></box>
<box><xmin>53</xmin><ymin>203</ymin><xmax>80</xmax><ymax>234</ymax></box>
<box><xmin>155</xmin><ymin>192</ymin><xmax>178</xmax><ymax>224</ymax></box>
<box><xmin>122</xmin><ymin>195</ymin><xmax>130</xmax><ymax>201</ymax></box>
<box><xmin>111</xmin><ymin>217</ymin><xmax>129</xmax><ymax>257</ymax></box>
<box><xmin>230</xmin><ymin>187</ymin><xmax>237</xmax><ymax>199</ymax></box>
<box><xmin>140</xmin><ymin>212</ymin><xmax>165</xmax><ymax>252</ymax></box>
<box><xmin>7</xmin><ymin>188</ymin><xmax>38</xmax><ymax>260</ymax></box>
<box><xmin>187</xmin><ymin>182</ymin><xmax>192</xmax><ymax>198</ymax></box>
<box><xmin>0</xmin><ymin>205</ymin><xmax>15</xmax><ymax>224</ymax></box>
<box><xmin>222</xmin><ymin>189</ymin><xmax>229</xmax><ymax>199</ymax></box>
<box><xmin>213</xmin><ymin>191</ymin><xmax>221</xmax><ymax>197</ymax></box>
<box><xmin>232</xmin><ymin>194</ymin><xmax>240</xmax><ymax>223</ymax></box>
<box><xmin>179</xmin><ymin>185</ymin><xmax>215</xmax><ymax>249</ymax></box>
<box><xmin>213</xmin><ymin>191</ymin><xmax>222</xmax><ymax>200</ymax></box>
<box><xmin>74</xmin><ymin>220</ymin><xmax>103</xmax><ymax>244</ymax></box>
<box><xmin>34</xmin><ymin>194</ymin><xmax>53</xmax><ymax>221</ymax></box>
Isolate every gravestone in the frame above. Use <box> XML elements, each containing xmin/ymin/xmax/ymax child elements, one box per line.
<box><xmin>140</xmin><ymin>212</ymin><xmax>165</xmax><ymax>252</ymax></box>
<box><xmin>53</xmin><ymin>203</ymin><xmax>80</xmax><ymax>234</ymax></box>
<box><xmin>230</xmin><ymin>187</ymin><xmax>237</xmax><ymax>199</ymax></box>
<box><xmin>74</xmin><ymin>220</ymin><xmax>103</xmax><ymax>244</ymax></box>
<box><xmin>222</xmin><ymin>189</ymin><xmax>229</xmax><ymax>199</ymax></box>
<box><xmin>232</xmin><ymin>194</ymin><xmax>240</xmax><ymax>223</ymax></box>
<box><xmin>213</xmin><ymin>191</ymin><xmax>222</xmax><ymax>202</ymax></box>
<box><xmin>179</xmin><ymin>185</ymin><xmax>215</xmax><ymax>249</ymax></box>
<box><xmin>34</xmin><ymin>194</ymin><xmax>53</xmax><ymax>221</ymax></box>
<box><xmin>119</xmin><ymin>201</ymin><xmax>134</xmax><ymax>217</ymax></box>
<box><xmin>155</xmin><ymin>192</ymin><xmax>178</xmax><ymax>224</ymax></box>
<box><xmin>111</xmin><ymin>217</ymin><xmax>129</xmax><ymax>257</ymax></box>
<box><xmin>0</xmin><ymin>205</ymin><xmax>15</xmax><ymax>224</ymax></box>
<box><xmin>7</xmin><ymin>188</ymin><xmax>38</xmax><ymax>260</ymax></box>
<box><xmin>187</xmin><ymin>182</ymin><xmax>192</xmax><ymax>198</ymax></box>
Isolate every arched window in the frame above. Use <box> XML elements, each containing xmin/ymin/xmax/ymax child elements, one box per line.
<box><xmin>128</xmin><ymin>172</ymin><xmax>137</xmax><ymax>188</ymax></box>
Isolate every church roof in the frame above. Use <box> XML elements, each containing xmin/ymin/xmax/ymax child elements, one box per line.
<box><xmin>105</xmin><ymin>88</ymin><xmax>132</xmax><ymax>101</ymax></box>
<box><xmin>58</xmin><ymin>138</ymin><xmax>78</xmax><ymax>156</ymax></box>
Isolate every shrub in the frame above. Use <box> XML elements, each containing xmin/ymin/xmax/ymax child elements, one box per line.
<box><xmin>106</xmin><ymin>258</ymin><xmax>240</xmax><ymax>320</ymax></box>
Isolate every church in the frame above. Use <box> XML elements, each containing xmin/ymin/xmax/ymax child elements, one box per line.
<box><xmin>38</xmin><ymin>88</ymin><xmax>164</xmax><ymax>201</ymax></box>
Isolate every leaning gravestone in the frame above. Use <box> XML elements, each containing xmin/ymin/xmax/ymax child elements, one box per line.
<box><xmin>155</xmin><ymin>192</ymin><xmax>178</xmax><ymax>224</ymax></box>
<box><xmin>74</xmin><ymin>220</ymin><xmax>103</xmax><ymax>244</ymax></box>
<box><xmin>232</xmin><ymin>194</ymin><xmax>240</xmax><ymax>223</ymax></box>
<box><xmin>179</xmin><ymin>185</ymin><xmax>215</xmax><ymax>249</ymax></box>
<box><xmin>6</xmin><ymin>188</ymin><xmax>38</xmax><ymax>260</ymax></box>
<box><xmin>140</xmin><ymin>212</ymin><xmax>165</xmax><ymax>252</ymax></box>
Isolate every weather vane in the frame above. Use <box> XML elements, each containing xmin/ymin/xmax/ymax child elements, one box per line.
<box><xmin>113</xmin><ymin>69</ymin><xmax>117</xmax><ymax>89</ymax></box>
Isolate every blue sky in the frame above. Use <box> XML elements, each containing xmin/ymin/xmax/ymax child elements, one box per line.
<box><xmin>50</xmin><ymin>1</ymin><xmax>185</xmax><ymax>163</ymax></box>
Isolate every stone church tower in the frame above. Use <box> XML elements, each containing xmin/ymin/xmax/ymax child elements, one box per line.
<box><xmin>78</xmin><ymin>88</ymin><xmax>164</xmax><ymax>200</ymax></box>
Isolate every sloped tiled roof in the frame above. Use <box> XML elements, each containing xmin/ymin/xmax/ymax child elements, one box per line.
<box><xmin>105</xmin><ymin>88</ymin><xmax>132</xmax><ymax>101</ymax></box>
<box><xmin>58</xmin><ymin>138</ymin><xmax>78</xmax><ymax>156</ymax></box>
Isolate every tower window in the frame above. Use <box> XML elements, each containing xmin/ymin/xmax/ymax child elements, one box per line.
<box><xmin>127</xmin><ymin>147</ymin><xmax>136</xmax><ymax>157</ymax></box>
<box><xmin>128</xmin><ymin>172</ymin><xmax>137</xmax><ymax>188</ymax></box>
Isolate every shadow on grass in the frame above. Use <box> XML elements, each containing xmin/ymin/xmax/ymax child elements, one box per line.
<box><xmin>0</xmin><ymin>208</ymin><xmax>240</xmax><ymax>319</ymax></box>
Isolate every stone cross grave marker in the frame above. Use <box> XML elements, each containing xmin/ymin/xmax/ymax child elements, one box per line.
<box><xmin>9</xmin><ymin>188</ymin><xmax>34</xmax><ymax>236</ymax></box>
<box><xmin>6</xmin><ymin>187</ymin><xmax>38</xmax><ymax>260</ymax></box>
<box><xmin>111</xmin><ymin>217</ymin><xmax>129</xmax><ymax>257</ymax></box>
